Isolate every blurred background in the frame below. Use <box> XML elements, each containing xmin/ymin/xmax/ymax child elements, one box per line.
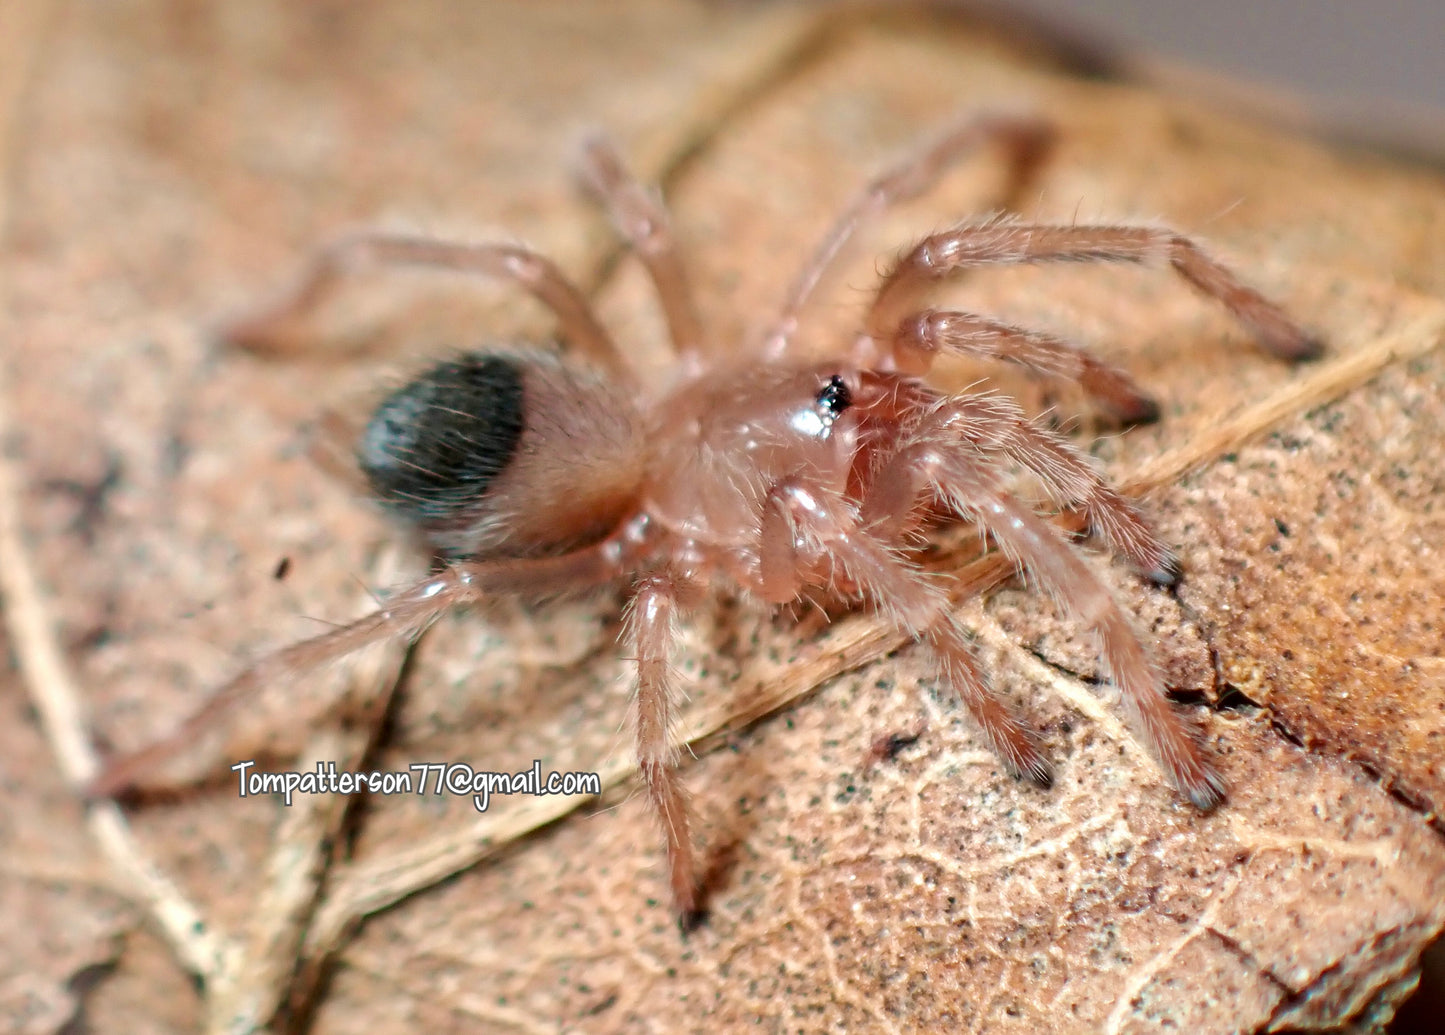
<box><xmin>982</xmin><ymin>0</ymin><xmax>1445</xmax><ymax>163</ymax></box>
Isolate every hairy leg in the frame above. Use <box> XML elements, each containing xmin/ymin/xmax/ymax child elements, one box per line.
<box><xmin>580</xmin><ymin>135</ymin><xmax>705</xmax><ymax>367</ymax></box>
<box><xmin>88</xmin><ymin>543</ymin><xmax>626</xmax><ymax>798</ymax></box>
<box><xmin>626</xmin><ymin>569</ymin><xmax>701</xmax><ymax>922</ymax></box>
<box><xmin>866</xmin><ymin>220</ymin><xmax>1322</xmax><ymax>363</ymax></box>
<box><xmin>862</xmin><ymin>393</ymin><xmax>1177</xmax><ymax>583</ymax></box>
<box><xmin>220</xmin><ymin>231</ymin><xmax>629</xmax><ymax>376</ymax></box>
<box><xmin>763</xmin><ymin>112</ymin><xmax>1055</xmax><ymax>359</ymax></box>
<box><xmin>761</xmin><ymin>475</ymin><xmax>1050</xmax><ymax>783</ymax></box>
<box><xmin>888</xmin><ymin>308</ymin><xmax>1160</xmax><ymax>424</ymax></box>
<box><xmin>863</xmin><ymin>438</ymin><xmax>1224</xmax><ymax>808</ymax></box>
<box><xmin>926</xmin><ymin>614</ymin><xmax>1053</xmax><ymax>785</ymax></box>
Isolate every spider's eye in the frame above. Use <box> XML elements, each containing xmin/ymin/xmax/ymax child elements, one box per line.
<box><xmin>816</xmin><ymin>374</ymin><xmax>852</xmax><ymax>418</ymax></box>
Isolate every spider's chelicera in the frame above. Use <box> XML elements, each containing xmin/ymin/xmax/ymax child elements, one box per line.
<box><xmin>91</xmin><ymin>114</ymin><xmax>1319</xmax><ymax>922</ymax></box>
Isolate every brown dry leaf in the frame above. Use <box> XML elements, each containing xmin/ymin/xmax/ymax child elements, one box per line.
<box><xmin>2</xmin><ymin>2</ymin><xmax>1443</xmax><ymax>1034</ymax></box>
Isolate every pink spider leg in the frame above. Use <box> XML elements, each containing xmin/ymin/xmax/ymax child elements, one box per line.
<box><xmin>220</xmin><ymin>231</ymin><xmax>631</xmax><ymax>378</ymax></box>
<box><xmin>866</xmin><ymin>393</ymin><xmax>1178</xmax><ymax>583</ymax></box>
<box><xmin>625</xmin><ymin>567</ymin><xmax>703</xmax><ymax>922</ymax></box>
<box><xmin>760</xmin><ymin>475</ymin><xmax>1052</xmax><ymax>784</ymax></box>
<box><xmin>88</xmin><ymin>540</ymin><xmax>628</xmax><ymax>799</ymax></box>
<box><xmin>864</xmin><ymin>435</ymin><xmax>1225</xmax><ymax>808</ymax></box>
<box><xmin>763</xmin><ymin>112</ymin><xmax>1057</xmax><ymax>359</ymax></box>
<box><xmin>579</xmin><ymin>135</ymin><xmax>706</xmax><ymax>366</ymax></box>
<box><xmin>886</xmin><ymin>308</ymin><xmax>1163</xmax><ymax>424</ymax></box>
<box><xmin>865</xmin><ymin>221</ymin><xmax>1322</xmax><ymax>364</ymax></box>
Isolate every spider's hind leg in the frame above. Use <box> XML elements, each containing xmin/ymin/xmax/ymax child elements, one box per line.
<box><xmin>88</xmin><ymin>544</ymin><xmax>626</xmax><ymax>800</ymax></box>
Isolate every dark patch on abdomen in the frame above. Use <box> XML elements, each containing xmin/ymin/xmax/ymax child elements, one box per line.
<box><xmin>358</xmin><ymin>353</ymin><xmax>526</xmax><ymax>525</ymax></box>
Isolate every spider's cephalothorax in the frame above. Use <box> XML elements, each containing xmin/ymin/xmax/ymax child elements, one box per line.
<box><xmin>91</xmin><ymin>114</ymin><xmax>1320</xmax><ymax>922</ymax></box>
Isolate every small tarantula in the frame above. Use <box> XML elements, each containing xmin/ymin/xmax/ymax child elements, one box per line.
<box><xmin>91</xmin><ymin>113</ymin><xmax>1317</xmax><ymax>920</ymax></box>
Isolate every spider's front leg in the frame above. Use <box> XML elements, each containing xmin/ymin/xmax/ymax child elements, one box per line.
<box><xmin>863</xmin><ymin>415</ymin><xmax>1226</xmax><ymax>809</ymax></box>
<box><xmin>864</xmin><ymin>221</ymin><xmax>1322</xmax><ymax>382</ymax></box>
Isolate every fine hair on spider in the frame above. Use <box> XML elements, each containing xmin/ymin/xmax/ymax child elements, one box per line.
<box><xmin>89</xmin><ymin>112</ymin><xmax>1320</xmax><ymax>924</ymax></box>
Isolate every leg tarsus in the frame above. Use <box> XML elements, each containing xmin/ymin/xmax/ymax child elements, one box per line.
<box><xmin>927</xmin><ymin>617</ymin><xmax>1053</xmax><ymax>786</ymax></box>
<box><xmin>1148</xmin><ymin>552</ymin><xmax>1183</xmax><ymax>588</ymax></box>
<box><xmin>678</xmin><ymin>905</ymin><xmax>710</xmax><ymax>938</ymax></box>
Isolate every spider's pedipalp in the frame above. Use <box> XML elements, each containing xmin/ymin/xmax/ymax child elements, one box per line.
<box><xmin>866</xmin><ymin>221</ymin><xmax>1322</xmax><ymax>365</ymax></box>
<box><xmin>764</xmin><ymin>476</ymin><xmax>949</xmax><ymax>633</ymax></box>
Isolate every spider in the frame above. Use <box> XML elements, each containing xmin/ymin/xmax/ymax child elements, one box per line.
<box><xmin>89</xmin><ymin>112</ymin><xmax>1319</xmax><ymax>922</ymax></box>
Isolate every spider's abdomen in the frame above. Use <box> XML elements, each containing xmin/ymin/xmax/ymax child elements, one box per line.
<box><xmin>360</xmin><ymin>353</ymin><xmax>526</xmax><ymax>523</ymax></box>
<box><xmin>359</xmin><ymin>349</ymin><xmax>647</xmax><ymax>559</ymax></box>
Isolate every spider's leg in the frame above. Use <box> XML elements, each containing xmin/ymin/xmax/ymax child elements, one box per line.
<box><xmin>764</xmin><ymin>476</ymin><xmax>1051</xmax><ymax>784</ymax></box>
<box><xmin>764</xmin><ymin>112</ymin><xmax>1055</xmax><ymax>359</ymax></box>
<box><xmin>220</xmin><ymin>232</ymin><xmax>630</xmax><ymax>377</ymax></box>
<box><xmin>865</xmin><ymin>221</ymin><xmax>1322</xmax><ymax>363</ymax></box>
<box><xmin>926</xmin><ymin>615</ymin><xmax>1053</xmax><ymax>785</ymax></box>
<box><xmin>88</xmin><ymin>543</ymin><xmax>625</xmax><ymax>799</ymax></box>
<box><xmin>887</xmin><ymin>308</ymin><xmax>1160</xmax><ymax>424</ymax></box>
<box><xmin>867</xmin><ymin>394</ymin><xmax>1178</xmax><ymax>583</ymax></box>
<box><xmin>864</xmin><ymin>439</ymin><xmax>1224</xmax><ymax>809</ymax></box>
<box><xmin>580</xmin><ymin>136</ymin><xmax>705</xmax><ymax>366</ymax></box>
<box><xmin>626</xmin><ymin>568</ymin><xmax>702</xmax><ymax>922</ymax></box>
